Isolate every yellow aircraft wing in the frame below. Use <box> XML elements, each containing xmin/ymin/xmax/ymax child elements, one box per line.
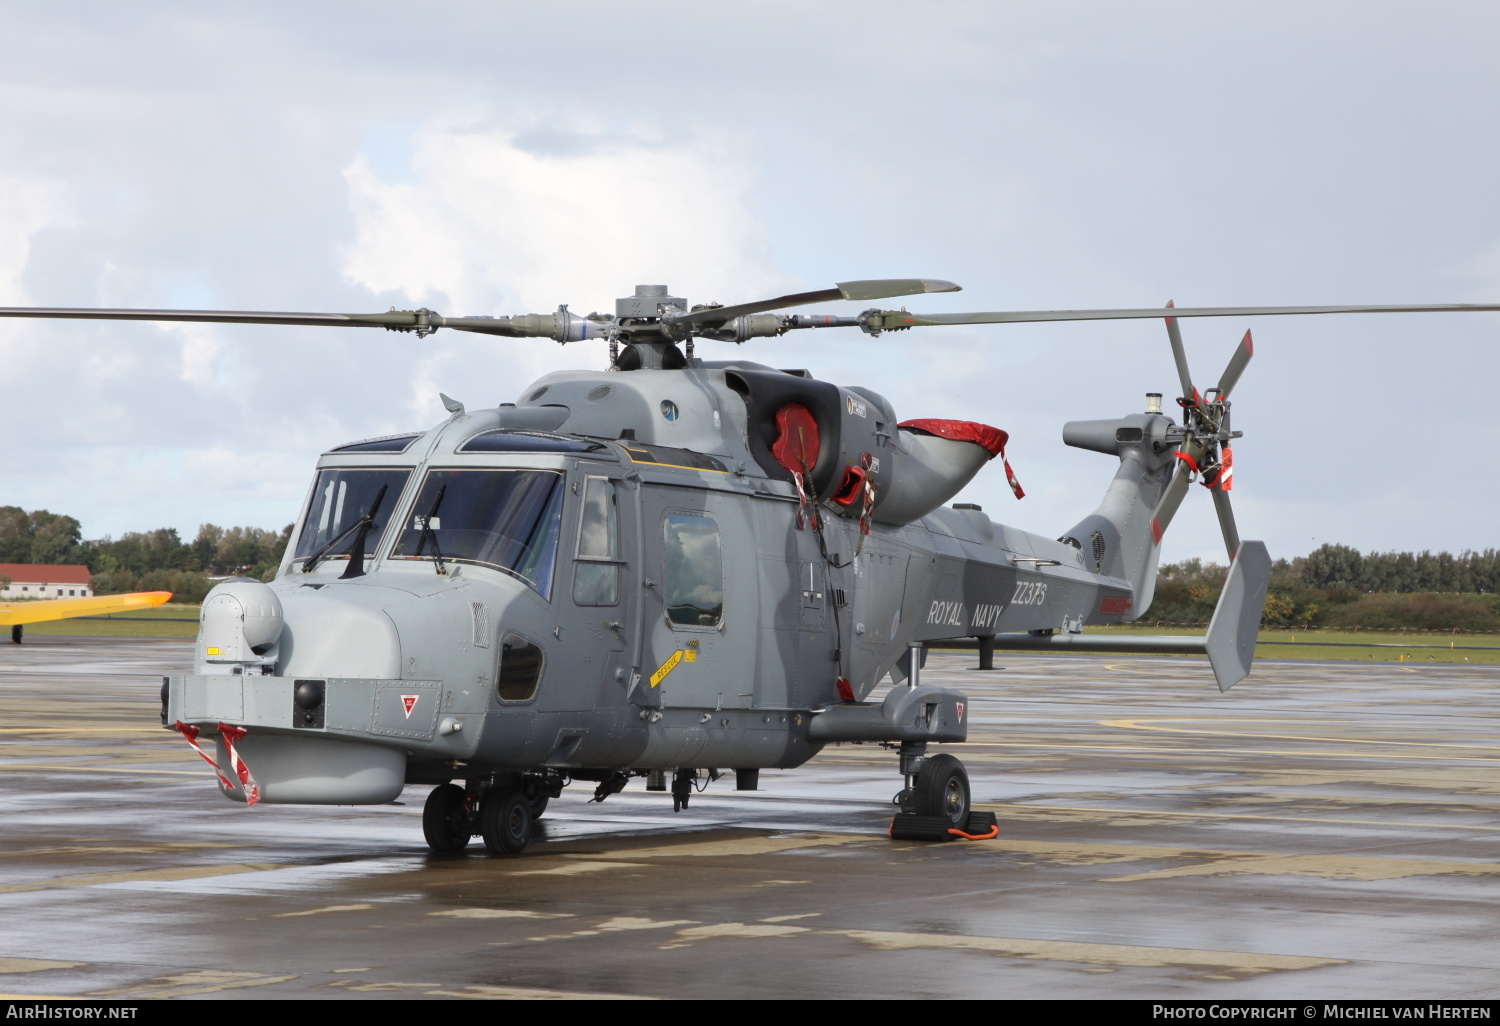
<box><xmin>0</xmin><ymin>591</ymin><xmax>174</xmax><ymax>626</ymax></box>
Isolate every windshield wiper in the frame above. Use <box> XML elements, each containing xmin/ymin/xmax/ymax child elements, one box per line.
<box><xmin>302</xmin><ymin>483</ymin><xmax>389</xmax><ymax>575</ymax></box>
<box><xmin>413</xmin><ymin>484</ymin><xmax>448</xmax><ymax>575</ymax></box>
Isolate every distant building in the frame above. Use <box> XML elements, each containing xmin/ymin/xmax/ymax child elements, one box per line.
<box><xmin>0</xmin><ymin>564</ymin><xmax>93</xmax><ymax>600</ymax></box>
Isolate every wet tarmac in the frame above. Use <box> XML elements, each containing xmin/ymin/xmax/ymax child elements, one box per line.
<box><xmin>1</xmin><ymin>637</ymin><xmax>1498</xmax><ymax>1000</ymax></box>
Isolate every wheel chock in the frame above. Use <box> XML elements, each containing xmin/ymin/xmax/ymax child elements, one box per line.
<box><xmin>889</xmin><ymin>810</ymin><xmax>999</xmax><ymax>842</ymax></box>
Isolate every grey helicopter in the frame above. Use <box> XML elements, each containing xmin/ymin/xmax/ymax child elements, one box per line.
<box><xmin>6</xmin><ymin>281</ymin><xmax>1498</xmax><ymax>853</ymax></box>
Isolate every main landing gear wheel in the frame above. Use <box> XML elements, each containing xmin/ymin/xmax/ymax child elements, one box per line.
<box><xmin>422</xmin><ymin>783</ymin><xmax>472</xmax><ymax>853</ymax></box>
<box><xmin>528</xmin><ymin>795</ymin><xmax>549</xmax><ymax>819</ymax></box>
<box><xmin>913</xmin><ymin>753</ymin><xmax>970</xmax><ymax>828</ymax></box>
<box><xmin>480</xmin><ymin>787</ymin><xmax>533</xmax><ymax>855</ymax></box>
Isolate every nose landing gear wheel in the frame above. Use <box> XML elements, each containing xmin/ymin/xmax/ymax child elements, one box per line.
<box><xmin>913</xmin><ymin>753</ymin><xmax>970</xmax><ymax>828</ymax></box>
<box><xmin>480</xmin><ymin>787</ymin><xmax>533</xmax><ymax>855</ymax></box>
<box><xmin>422</xmin><ymin>783</ymin><xmax>472</xmax><ymax>853</ymax></box>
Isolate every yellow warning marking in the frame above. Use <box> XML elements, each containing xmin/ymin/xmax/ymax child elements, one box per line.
<box><xmin>649</xmin><ymin>650</ymin><xmax>684</xmax><ymax>687</ymax></box>
<box><xmin>977</xmin><ymin>801</ymin><xmax>1500</xmax><ymax>831</ymax></box>
<box><xmin>0</xmin><ymin>727</ymin><xmax>165</xmax><ymax>734</ymax></box>
<box><xmin>0</xmin><ymin>959</ymin><xmax>84</xmax><ymax>974</ymax></box>
<box><xmin>1101</xmin><ymin>718</ymin><xmax>1500</xmax><ymax>752</ymax></box>
<box><xmin>654</xmin><ymin>921</ymin><xmax>1337</xmax><ymax>974</ymax></box>
<box><xmin>3</xmin><ymin>842</ymin><xmax>238</xmax><ymax>857</ymax></box>
<box><xmin>579</xmin><ymin>834</ymin><xmax>860</xmax><ymax>860</ymax></box>
<box><xmin>272</xmin><ymin>903</ymin><xmax>373</xmax><ymax>917</ymax></box>
<box><xmin>90</xmin><ymin>969</ymin><xmax>297</xmax><ymax>998</ymax></box>
<box><xmin>0</xmin><ymin>863</ymin><xmax>281</xmax><ymax>894</ymax></box>
<box><xmin>0</xmin><ymin>764</ymin><xmax>209</xmax><ymax>776</ymax></box>
<box><xmin>1103</xmin><ymin>852</ymin><xmax>1500</xmax><ymax>883</ymax></box>
<box><xmin>952</xmin><ymin>742</ymin><xmax>1500</xmax><ymax>764</ymax></box>
<box><xmin>660</xmin><ymin>922</ymin><xmax>813</xmax><ymax>948</ymax></box>
<box><xmin>428</xmin><ymin>908</ymin><xmax>573</xmax><ymax>920</ymax></box>
<box><xmin>511</xmin><ymin>861</ymin><xmax>650</xmax><ymax>877</ymax></box>
<box><xmin>831</xmin><ymin>929</ymin><xmax>1341</xmax><ymax>973</ymax></box>
<box><xmin>425</xmin><ymin>984</ymin><xmax>657</xmax><ymax>1000</ymax></box>
<box><xmin>521</xmin><ymin>917</ymin><xmax>701</xmax><ymax>944</ymax></box>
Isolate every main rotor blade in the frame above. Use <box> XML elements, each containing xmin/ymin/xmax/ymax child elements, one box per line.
<box><xmin>1216</xmin><ymin>330</ymin><xmax>1254</xmax><ymax>399</ymax></box>
<box><xmin>0</xmin><ymin>307</ymin><xmax>430</xmax><ymax>330</ymax></box>
<box><xmin>668</xmin><ymin>278</ymin><xmax>961</xmax><ymax>327</ymax></box>
<box><xmin>1164</xmin><ymin>301</ymin><xmax>1196</xmax><ymax>402</ymax></box>
<box><xmin>885</xmin><ymin>301</ymin><xmax>1500</xmax><ymax>328</ymax></box>
<box><xmin>1212</xmin><ymin>488</ymin><xmax>1241</xmax><ymax>561</ymax></box>
<box><xmin>1149</xmin><ymin>465</ymin><xmax>1193</xmax><ymax>546</ymax></box>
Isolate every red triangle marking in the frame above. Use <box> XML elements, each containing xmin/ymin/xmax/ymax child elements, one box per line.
<box><xmin>400</xmin><ymin>694</ymin><xmax>419</xmax><ymax>718</ymax></box>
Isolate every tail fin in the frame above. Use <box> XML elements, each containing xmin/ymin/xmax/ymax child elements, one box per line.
<box><xmin>1060</xmin><ymin>412</ymin><xmax>1178</xmax><ymax>611</ymax></box>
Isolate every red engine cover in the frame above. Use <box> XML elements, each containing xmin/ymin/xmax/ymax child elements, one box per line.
<box><xmin>771</xmin><ymin>403</ymin><xmax>820</xmax><ymax>475</ymax></box>
<box><xmin>897</xmin><ymin>419</ymin><xmax>1008</xmax><ymax>457</ymax></box>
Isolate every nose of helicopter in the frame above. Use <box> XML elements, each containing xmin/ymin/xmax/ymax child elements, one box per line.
<box><xmin>273</xmin><ymin>582</ymin><xmax>404</xmax><ymax>679</ymax></box>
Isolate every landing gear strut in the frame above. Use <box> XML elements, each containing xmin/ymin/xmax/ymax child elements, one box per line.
<box><xmin>671</xmin><ymin>768</ymin><xmax>695</xmax><ymax>812</ymax></box>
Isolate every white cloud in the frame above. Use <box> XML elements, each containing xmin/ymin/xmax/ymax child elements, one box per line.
<box><xmin>0</xmin><ymin>173</ymin><xmax>73</xmax><ymax>304</ymax></box>
<box><xmin>341</xmin><ymin>116</ymin><xmax>787</xmax><ymax>317</ymax></box>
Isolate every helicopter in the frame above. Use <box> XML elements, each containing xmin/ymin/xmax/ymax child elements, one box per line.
<box><xmin>5</xmin><ymin>280</ymin><xmax>1497</xmax><ymax>853</ymax></box>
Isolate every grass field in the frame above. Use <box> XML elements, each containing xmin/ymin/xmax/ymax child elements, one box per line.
<box><xmin>17</xmin><ymin>603</ymin><xmax>200</xmax><ymax>640</ymax></box>
<box><xmin>14</xmin><ymin>605</ymin><xmax>1500</xmax><ymax>664</ymax></box>
<box><xmin>1091</xmin><ymin>624</ymin><xmax>1500</xmax><ymax>665</ymax></box>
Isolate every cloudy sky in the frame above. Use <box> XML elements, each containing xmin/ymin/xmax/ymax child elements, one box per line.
<box><xmin>2</xmin><ymin>1</ymin><xmax>1497</xmax><ymax>564</ymax></box>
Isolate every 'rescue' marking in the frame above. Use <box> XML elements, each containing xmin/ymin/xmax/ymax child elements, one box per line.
<box><xmin>650</xmin><ymin>651</ymin><xmax>684</xmax><ymax>688</ymax></box>
<box><xmin>400</xmin><ymin>694</ymin><xmax>420</xmax><ymax>718</ymax></box>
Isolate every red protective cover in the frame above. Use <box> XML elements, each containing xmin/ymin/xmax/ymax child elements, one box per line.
<box><xmin>897</xmin><ymin>419</ymin><xmax>1008</xmax><ymax>457</ymax></box>
<box><xmin>772</xmin><ymin>403</ymin><xmax>820</xmax><ymax>475</ymax></box>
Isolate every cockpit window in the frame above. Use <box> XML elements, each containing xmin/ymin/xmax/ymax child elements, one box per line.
<box><xmin>292</xmin><ymin>468</ymin><xmax>411</xmax><ymax>566</ymax></box>
<box><xmin>329</xmin><ymin>434</ymin><xmax>422</xmax><ymax>454</ymax></box>
<box><xmin>390</xmin><ymin>469</ymin><xmax>564</xmax><ymax>598</ymax></box>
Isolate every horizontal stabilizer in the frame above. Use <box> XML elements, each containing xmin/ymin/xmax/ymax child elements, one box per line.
<box><xmin>927</xmin><ymin>541</ymin><xmax>1272</xmax><ymax>692</ymax></box>
<box><xmin>927</xmin><ymin>634</ymin><xmax>1209</xmax><ymax>656</ymax></box>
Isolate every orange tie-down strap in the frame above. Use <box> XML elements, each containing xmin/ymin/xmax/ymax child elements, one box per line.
<box><xmin>948</xmin><ymin>824</ymin><xmax>999</xmax><ymax>840</ymax></box>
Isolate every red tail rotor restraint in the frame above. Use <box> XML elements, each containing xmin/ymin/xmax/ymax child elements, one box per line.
<box><xmin>174</xmin><ymin>720</ymin><xmax>260</xmax><ymax>806</ymax></box>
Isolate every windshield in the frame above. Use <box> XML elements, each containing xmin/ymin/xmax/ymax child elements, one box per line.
<box><xmin>390</xmin><ymin>469</ymin><xmax>564</xmax><ymax>597</ymax></box>
<box><xmin>292</xmin><ymin>468</ymin><xmax>411</xmax><ymax>565</ymax></box>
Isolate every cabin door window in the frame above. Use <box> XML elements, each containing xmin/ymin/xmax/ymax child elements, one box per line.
<box><xmin>661</xmin><ymin>512</ymin><xmax>723</xmax><ymax>628</ymax></box>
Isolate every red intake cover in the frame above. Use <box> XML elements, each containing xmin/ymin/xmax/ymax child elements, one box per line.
<box><xmin>772</xmin><ymin>403</ymin><xmax>820</xmax><ymax>475</ymax></box>
<box><xmin>898</xmin><ymin>419</ymin><xmax>1008</xmax><ymax>457</ymax></box>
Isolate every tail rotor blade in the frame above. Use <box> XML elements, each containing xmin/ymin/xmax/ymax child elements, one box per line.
<box><xmin>1216</xmin><ymin>329</ymin><xmax>1254</xmax><ymax>399</ymax></box>
<box><xmin>1164</xmin><ymin>301</ymin><xmax>1197</xmax><ymax>404</ymax></box>
<box><xmin>1211</xmin><ymin>488</ymin><xmax>1241</xmax><ymax>560</ymax></box>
